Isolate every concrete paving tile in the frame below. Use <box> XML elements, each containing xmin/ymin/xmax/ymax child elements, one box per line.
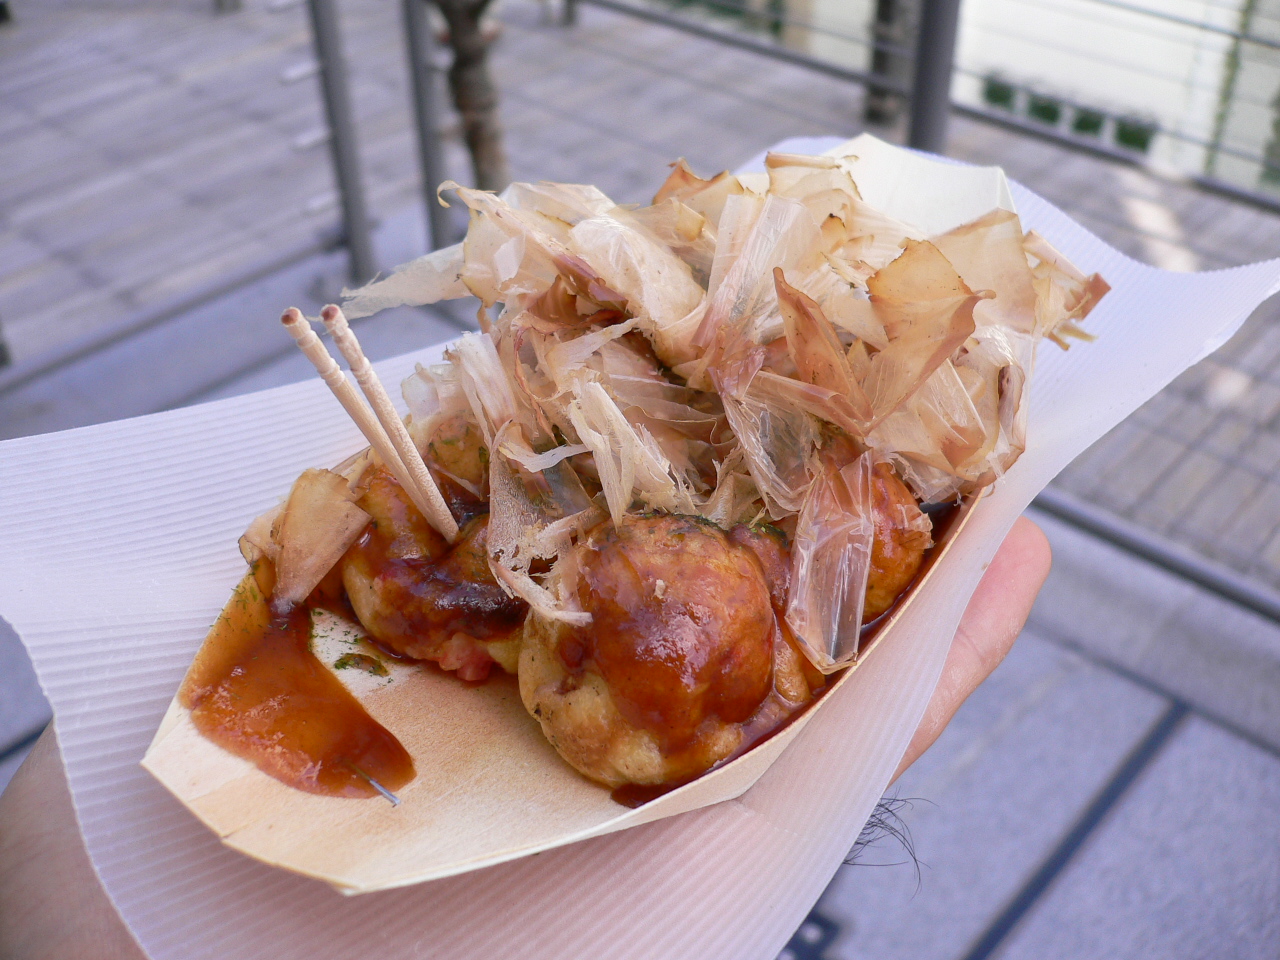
<box><xmin>91</xmin><ymin>94</ymin><xmax>247</xmax><ymax>165</ymax></box>
<box><xmin>0</xmin><ymin>258</ymin><xmax>98</xmax><ymax>325</ymax></box>
<box><xmin>1224</xmin><ymin>320</ymin><xmax>1280</xmax><ymax>379</ymax></box>
<box><xmin>1026</xmin><ymin>509</ymin><xmax>1194</xmax><ymax>673</ymax></box>
<box><xmin>164</xmin><ymin>133</ymin><xmax>303</xmax><ymax>208</ymax></box>
<box><xmin>1238</xmin><ymin>427</ymin><xmax>1280</xmax><ymax>476</ymax></box>
<box><xmin>1144</xmin><ymin>594</ymin><xmax>1280</xmax><ymax>746</ymax></box>
<box><xmin>134</xmin><ymin>121</ymin><xmax>290</xmax><ymax>194</ymax></box>
<box><xmin>0</xmin><ymin>618</ymin><xmax>52</xmax><ymax>757</ymax></box>
<box><xmin>0</xmin><ymin>232</ymin><xmax>55</xmax><ymax>286</ymax></box>
<box><xmin>1129</xmin><ymin>449</ymin><xmax>1227</xmax><ymax>533</ymax></box>
<box><xmin>0</xmin><ymin>44</ymin><xmax>116</xmax><ymax>100</ymax></box>
<box><xmin>2</xmin><ymin>288</ymin><xmax>134</xmax><ymax>363</ymax></box>
<box><xmin>1199</xmin><ymin>203</ymin><xmax>1280</xmax><ymax>264</ymax></box>
<box><xmin>0</xmin><ymin>126</ymin><xmax>112</xmax><ymax>209</ymax></box>
<box><xmin>5</xmin><ymin>167</ymin><xmax>144</xmax><ymax>230</ymax></box>
<box><xmin>999</xmin><ymin>719</ymin><xmax>1280</xmax><ymax>960</ymax></box>
<box><xmin>1196</xmin><ymin>411</ymin><xmax>1260</xmax><ymax>462</ymax></box>
<box><xmin>1250</xmin><ymin>384</ymin><xmax>1280</xmax><ymax>427</ymax></box>
<box><xmin>1163</xmin><ymin>357</ymin><xmax>1214</xmax><ymax>400</ymax></box>
<box><xmin>1213</xmin><ymin>494</ymin><xmax>1280</xmax><ymax>573</ymax></box>
<box><xmin>30</xmin><ymin>64</ymin><xmax>163</xmax><ymax>125</ymax></box>
<box><xmin>818</xmin><ymin>631</ymin><xmax>1168</xmax><ymax>960</ymax></box>
<box><xmin>1257</xmin><ymin>525</ymin><xmax>1280</xmax><ymax>581</ymax></box>
<box><xmin>1126</xmin><ymin>385</ymin><xmax>1185</xmax><ymax>425</ymax></box>
<box><xmin>18</xmin><ymin>177</ymin><xmax>188</xmax><ymax>258</ymax></box>
<box><xmin>1174</xmin><ymin>390</ymin><xmax>1242</xmax><ymax>443</ymax></box>
<box><xmin>118</xmin><ymin>234</ymin><xmax>281</xmax><ymax>312</ymax></box>
<box><xmin>1176</xmin><ymin>465</ymin><xmax>1265</xmax><ymax>550</ymax></box>
<box><xmin>74</xmin><ymin>211</ymin><xmax>247</xmax><ymax>291</ymax></box>
<box><xmin>1090</xmin><ymin>433</ymin><xmax>1190</xmax><ymax>516</ymax></box>
<box><xmin>1028</xmin><ymin>509</ymin><xmax>1280</xmax><ymax>754</ymax></box>
<box><xmin>0</xmin><ymin>101</ymin><xmax>35</xmax><ymax>138</ymax></box>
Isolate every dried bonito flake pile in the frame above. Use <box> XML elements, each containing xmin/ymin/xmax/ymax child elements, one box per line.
<box><xmin>344</xmin><ymin>149</ymin><xmax>1108</xmax><ymax>671</ymax></box>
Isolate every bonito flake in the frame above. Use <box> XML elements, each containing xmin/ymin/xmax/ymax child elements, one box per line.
<box><xmin>342</xmin><ymin>145</ymin><xmax>1108</xmax><ymax>671</ymax></box>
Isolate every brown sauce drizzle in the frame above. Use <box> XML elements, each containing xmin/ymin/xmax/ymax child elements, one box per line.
<box><xmin>179</xmin><ymin>562</ymin><xmax>414</xmax><ymax>800</ymax></box>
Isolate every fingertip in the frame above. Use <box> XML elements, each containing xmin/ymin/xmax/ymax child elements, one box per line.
<box><xmin>1009</xmin><ymin>515</ymin><xmax>1053</xmax><ymax>586</ymax></box>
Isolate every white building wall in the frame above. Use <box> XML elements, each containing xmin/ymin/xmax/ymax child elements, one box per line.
<box><xmin>778</xmin><ymin>0</ymin><xmax>1280</xmax><ymax>189</ymax></box>
<box><xmin>799</xmin><ymin>0</ymin><xmax>877</xmax><ymax>73</ymax></box>
<box><xmin>953</xmin><ymin>0</ymin><xmax>1237</xmax><ymax>170</ymax></box>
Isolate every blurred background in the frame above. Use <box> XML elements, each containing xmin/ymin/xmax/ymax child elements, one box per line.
<box><xmin>2</xmin><ymin>0</ymin><xmax>1280</xmax><ymax>956</ymax></box>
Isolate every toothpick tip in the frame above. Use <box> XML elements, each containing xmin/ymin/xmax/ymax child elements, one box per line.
<box><xmin>281</xmin><ymin>307</ymin><xmax>305</xmax><ymax>326</ymax></box>
<box><xmin>320</xmin><ymin>303</ymin><xmax>342</xmax><ymax>324</ymax></box>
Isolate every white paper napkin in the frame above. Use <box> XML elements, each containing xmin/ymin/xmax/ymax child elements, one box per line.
<box><xmin>2</xmin><ymin>141</ymin><xmax>1278</xmax><ymax>960</ymax></box>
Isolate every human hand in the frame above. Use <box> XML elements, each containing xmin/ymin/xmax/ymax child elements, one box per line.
<box><xmin>0</xmin><ymin>727</ymin><xmax>147</xmax><ymax>959</ymax></box>
<box><xmin>894</xmin><ymin>515</ymin><xmax>1052</xmax><ymax>780</ymax></box>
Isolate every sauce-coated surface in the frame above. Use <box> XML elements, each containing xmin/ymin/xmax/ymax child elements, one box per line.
<box><xmin>565</xmin><ymin>515</ymin><xmax>776</xmax><ymax>749</ymax></box>
<box><xmin>179</xmin><ymin>565</ymin><xmax>414</xmax><ymax>799</ymax></box>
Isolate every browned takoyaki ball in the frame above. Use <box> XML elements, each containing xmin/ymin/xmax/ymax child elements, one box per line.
<box><xmin>341</xmin><ymin>466</ymin><xmax>525</xmax><ymax>680</ymax></box>
<box><xmin>864</xmin><ymin>462</ymin><xmax>932</xmax><ymax>622</ymax></box>
<box><xmin>520</xmin><ymin>514</ymin><xmax>783</xmax><ymax>788</ymax></box>
<box><xmin>815</xmin><ymin>428</ymin><xmax>933</xmax><ymax>623</ymax></box>
<box><xmin>421</xmin><ymin>414</ymin><xmax>489</xmax><ymax>523</ymax></box>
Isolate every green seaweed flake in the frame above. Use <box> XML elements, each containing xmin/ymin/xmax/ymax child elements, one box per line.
<box><xmin>333</xmin><ymin>653</ymin><xmax>390</xmax><ymax>677</ymax></box>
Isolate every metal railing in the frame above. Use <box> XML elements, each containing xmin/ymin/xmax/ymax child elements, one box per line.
<box><xmin>305</xmin><ymin>0</ymin><xmax>376</xmax><ymax>282</ymax></box>
<box><xmin>563</xmin><ymin>0</ymin><xmax>962</xmax><ymax>152</ymax></box>
<box><xmin>556</xmin><ymin>0</ymin><xmax>1280</xmax><ymax>217</ymax></box>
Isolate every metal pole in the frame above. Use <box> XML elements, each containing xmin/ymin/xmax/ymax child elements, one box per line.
<box><xmin>569</xmin><ymin>0</ymin><xmax>911</xmax><ymax>94</ymax></box>
<box><xmin>306</xmin><ymin>0</ymin><xmax>377</xmax><ymax>284</ymax></box>
<box><xmin>563</xmin><ymin>0</ymin><xmax>578</xmax><ymax>26</ymax></box>
<box><xmin>907</xmin><ymin>0</ymin><xmax>962</xmax><ymax>154</ymax></box>
<box><xmin>865</xmin><ymin>0</ymin><xmax>911</xmax><ymax>126</ymax></box>
<box><xmin>402</xmin><ymin>0</ymin><xmax>453</xmax><ymax>250</ymax></box>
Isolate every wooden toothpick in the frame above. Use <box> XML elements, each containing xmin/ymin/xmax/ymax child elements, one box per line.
<box><xmin>281</xmin><ymin>308</ymin><xmax>455</xmax><ymax>542</ymax></box>
<box><xmin>320</xmin><ymin>304</ymin><xmax>459</xmax><ymax>543</ymax></box>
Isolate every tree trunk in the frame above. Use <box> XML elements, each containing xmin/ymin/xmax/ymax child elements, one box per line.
<box><xmin>431</xmin><ymin>0</ymin><xmax>511</xmax><ymax>192</ymax></box>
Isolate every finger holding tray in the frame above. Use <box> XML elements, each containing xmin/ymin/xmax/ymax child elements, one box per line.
<box><xmin>3</xmin><ymin>135</ymin><xmax>1279</xmax><ymax>960</ymax></box>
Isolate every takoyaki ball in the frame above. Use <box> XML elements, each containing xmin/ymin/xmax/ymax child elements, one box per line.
<box><xmin>422</xmin><ymin>413</ymin><xmax>489</xmax><ymax>524</ymax></box>
<box><xmin>727</xmin><ymin>521</ymin><xmax>790</xmax><ymax>613</ymax></box>
<box><xmin>727</xmin><ymin>522</ymin><xmax>825</xmax><ymax>702</ymax></box>
<box><xmin>354</xmin><ymin>465</ymin><xmax>450</xmax><ymax>563</ymax></box>
<box><xmin>342</xmin><ymin>467</ymin><xmax>526</xmax><ymax>681</ymax></box>
<box><xmin>864</xmin><ymin>462</ymin><xmax>932</xmax><ymax>622</ymax></box>
<box><xmin>520</xmin><ymin>514</ymin><xmax>777</xmax><ymax>788</ymax></box>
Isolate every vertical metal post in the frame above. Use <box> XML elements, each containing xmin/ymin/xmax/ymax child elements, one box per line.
<box><xmin>403</xmin><ymin>0</ymin><xmax>453</xmax><ymax>250</ymax></box>
<box><xmin>563</xmin><ymin>0</ymin><xmax>579</xmax><ymax>27</ymax></box>
<box><xmin>306</xmin><ymin>0</ymin><xmax>377</xmax><ymax>283</ymax></box>
<box><xmin>907</xmin><ymin>0</ymin><xmax>962</xmax><ymax>154</ymax></box>
<box><xmin>865</xmin><ymin>0</ymin><xmax>913</xmax><ymax>126</ymax></box>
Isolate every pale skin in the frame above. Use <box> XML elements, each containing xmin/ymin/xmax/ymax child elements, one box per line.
<box><xmin>0</xmin><ymin>518</ymin><xmax>1052</xmax><ymax>960</ymax></box>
